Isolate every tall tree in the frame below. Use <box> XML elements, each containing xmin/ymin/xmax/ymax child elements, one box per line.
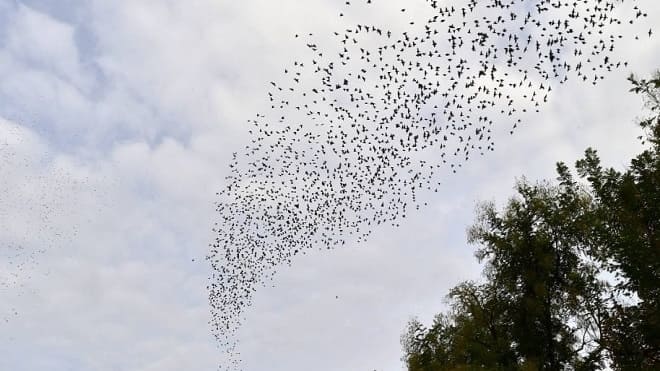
<box><xmin>402</xmin><ymin>178</ymin><xmax>606</xmax><ymax>371</ymax></box>
<box><xmin>468</xmin><ymin>178</ymin><xmax>604</xmax><ymax>370</ymax></box>
<box><xmin>573</xmin><ymin>72</ymin><xmax>660</xmax><ymax>369</ymax></box>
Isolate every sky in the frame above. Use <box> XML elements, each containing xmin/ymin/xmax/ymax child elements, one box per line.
<box><xmin>0</xmin><ymin>1</ymin><xmax>658</xmax><ymax>370</ymax></box>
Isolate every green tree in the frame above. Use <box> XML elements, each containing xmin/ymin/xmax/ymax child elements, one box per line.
<box><xmin>401</xmin><ymin>71</ymin><xmax>660</xmax><ymax>371</ymax></box>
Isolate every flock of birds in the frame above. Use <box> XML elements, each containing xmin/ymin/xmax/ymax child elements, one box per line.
<box><xmin>208</xmin><ymin>0</ymin><xmax>651</xmax><ymax>368</ymax></box>
<box><xmin>0</xmin><ymin>119</ymin><xmax>87</xmax><ymax>325</ymax></box>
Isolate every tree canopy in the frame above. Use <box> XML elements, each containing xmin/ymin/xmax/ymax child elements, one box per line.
<box><xmin>401</xmin><ymin>71</ymin><xmax>660</xmax><ymax>371</ymax></box>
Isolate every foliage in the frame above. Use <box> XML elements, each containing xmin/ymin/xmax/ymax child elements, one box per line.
<box><xmin>401</xmin><ymin>72</ymin><xmax>660</xmax><ymax>371</ymax></box>
<box><xmin>576</xmin><ymin>72</ymin><xmax>660</xmax><ymax>369</ymax></box>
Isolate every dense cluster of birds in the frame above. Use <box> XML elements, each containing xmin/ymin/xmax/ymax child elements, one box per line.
<box><xmin>208</xmin><ymin>0</ymin><xmax>651</xmax><ymax>368</ymax></box>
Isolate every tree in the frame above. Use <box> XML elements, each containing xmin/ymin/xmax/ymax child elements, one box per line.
<box><xmin>573</xmin><ymin>72</ymin><xmax>660</xmax><ymax>369</ymax></box>
<box><xmin>469</xmin><ymin>178</ymin><xmax>606</xmax><ymax>370</ymax></box>
<box><xmin>401</xmin><ymin>71</ymin><xmax>660</xmax><ymax>371</ymax></box>
<box><xmin>402</xmin><ymin>281</ymin><xmax>517</xmax><ymax>371</ymax></box>
<box><xmin>403</xmin><ymin>178</ymin><xmax>607</xmax><ymax>371</ymax></box>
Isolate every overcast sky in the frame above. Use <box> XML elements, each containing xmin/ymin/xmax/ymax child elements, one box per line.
<box><xmin>0</xmin><ymin>1</ymin><xmax>658</xmax><ymax>370</ymax></box>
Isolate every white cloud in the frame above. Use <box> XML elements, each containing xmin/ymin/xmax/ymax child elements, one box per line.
<box><xmin>6</xmin><ymin>4</ymin><xmax>91</xmax><ymax>91</ymax></box>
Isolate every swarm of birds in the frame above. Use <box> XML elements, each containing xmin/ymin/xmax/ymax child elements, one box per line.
<box><xmin>0</xmin><ymin>119</ymin><xmax>89</xmax><ymax>324</ymax></box>
<box><xmin>208</xmin><ymin>0</ymin><xmax>651</xmax><ymax>368</ymax></box>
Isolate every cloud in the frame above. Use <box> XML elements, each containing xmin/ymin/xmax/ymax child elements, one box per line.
<box><xmin>6</xmin><ymin>4</ymin><xmax>91</xmax><ymax>90</ymax></box>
